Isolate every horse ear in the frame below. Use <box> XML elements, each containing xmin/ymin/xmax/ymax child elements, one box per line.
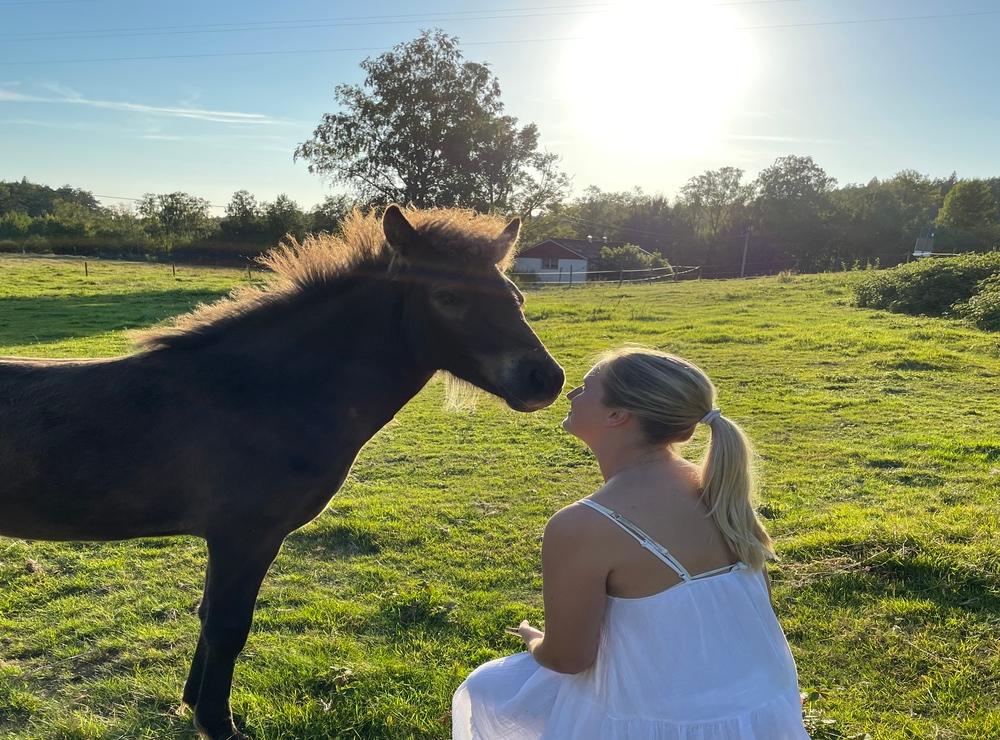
<box><xmin>493</xmin><ymin>217</ymin><xmax>521</xmax><ymax>263</ymax></box>
<box><xmin>383</xmin><ymin>204</ymin><xmax>419</xmax><ymax>256</ymax></box>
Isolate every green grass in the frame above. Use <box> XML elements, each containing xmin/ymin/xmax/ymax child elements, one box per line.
<box><xmin>1</xmin><ymin>254</ymin><xmax>999</xmax><ymax>739</ymax></box>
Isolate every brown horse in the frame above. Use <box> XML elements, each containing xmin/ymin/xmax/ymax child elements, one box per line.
<box><xmin>0</xmin><ymin>205</ymin><xmax>564</xmax><ymax>739</ymax></box>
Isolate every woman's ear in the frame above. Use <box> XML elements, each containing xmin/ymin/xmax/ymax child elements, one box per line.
<box><xmin>606</xmin><ymin>407</ymin><xmax>631</xmax><ymax>428</ymax></box>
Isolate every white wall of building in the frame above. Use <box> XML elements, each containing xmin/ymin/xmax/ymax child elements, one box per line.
<box><xmin>513</xmin><ymin>256</ymin><xmax>588</xmax><ymax>283</ymax></box>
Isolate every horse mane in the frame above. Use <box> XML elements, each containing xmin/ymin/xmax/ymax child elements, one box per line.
<box><xmin>135</xmin><ymin>206</ymin><xmax>515</xmax><ymax>351</ymax></box>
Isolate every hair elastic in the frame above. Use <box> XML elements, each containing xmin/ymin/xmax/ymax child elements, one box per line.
<box><xmin>699</xmin><ymin>409</ymin><xmax>722</xmax><ymax>425</ymax></box>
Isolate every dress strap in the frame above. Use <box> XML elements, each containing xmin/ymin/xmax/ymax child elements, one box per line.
<box><xmin>578</xmin><ymin>499</ymin><xmax>692</xmax><ymax>581</ymax></box>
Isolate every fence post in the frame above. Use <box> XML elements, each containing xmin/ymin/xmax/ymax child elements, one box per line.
<box><xmin>84</xmin><ymin>261</ymin><xmax>88</xmax><ymax>277</ymax></box>
<box><xmin>569</xmin><ymin>265</ymin><xmax>573</xmax><ymax>284</ymax></box>
<box><xmin>618</xmin><ymin>269</ymin><xmax>623</xmax><ymax>287</ymax></box>
<box><xmin>172</xmin><ymin>263</ymin><xmax>176</xmax><ymax>277</ymax></box>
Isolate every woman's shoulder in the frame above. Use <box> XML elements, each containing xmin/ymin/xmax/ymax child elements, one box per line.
<box><xmin>545</xmin><ymin>498</ymin><xmax>616</xmax><ymax>541</ymax></box>
<box><xmin>542</xmin><ymin>500</ymin><xmax>619</xmax><ymax>568</ymax></box>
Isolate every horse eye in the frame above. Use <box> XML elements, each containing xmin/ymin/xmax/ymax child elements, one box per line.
<box><xmin>434</xmin><ymin>290</ymin><xmax>464</xmax><ymax>307</ymax></box>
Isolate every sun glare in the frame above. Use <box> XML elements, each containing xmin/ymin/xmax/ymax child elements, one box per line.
<box><xmin>561</xmin><ymin>0</ymin><xmax>757</xmax><ymax>155</ymax></box>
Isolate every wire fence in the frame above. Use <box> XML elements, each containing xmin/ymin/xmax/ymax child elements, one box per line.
<box><xmin>510</xmin><ymin>264</ymin><xmax>703</xmax><ymax>286</ymax></box>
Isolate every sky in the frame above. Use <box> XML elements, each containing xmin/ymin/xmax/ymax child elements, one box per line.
<box><xmin>1</xmin><ymin>0</ymin><xmax>999</xmax><ymax>213</ymax></box>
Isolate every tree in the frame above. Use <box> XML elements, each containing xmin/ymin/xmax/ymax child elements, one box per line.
<box><xmin>676</xmin><ymin>167</ymin><xmax>754</xmax><ymax>268</ymax></box>
<box><xmin>0</xmin><ymin>178</ymin><xmax>99</xmax><ymax>217</ymax></box>
<box><xmin>294</xmin><ymin>29</ymin><xmax>567</xmax><ymax>213</ymax></box>
<box><xmin>679</xmin><ymin>167</ymin><xmax>754</xmax><ymax>242</ymax></box>
<box><xmin>222</xmin><ymin>190</ymin><xmax>263</xmax><ymax>239</ymax></box>
<box><xmin>936</xmin><ymin>179</ymin><xmax>999</xmax><ymax>248</ymax></box>
<box><xmin>753</xmin><ymin>155</ymin><xmax>837</xmax><ymax>269</ymax></box>
<box><xmin>262</xmin><ymin>194</ymin><xmax>307</xmax><ymax>242</ymax></box>
<box><xmin>138</xmin><ymin>192</ymin><xmax>216</xmax><ymax>246</ymax></box>
<box><xmin>309</xmin><ymin>194</ymin><xmax>354</xmax><ymax>234</ymax></box>
<box><xmin>591</xmin><ymin>244</ymin><xmax>668</xmax><ymax>278</ymax></box>
<box><xmin>827</xmin><ymin>170</ymin><xmax>941</xmax><ymax>267</ymax></box>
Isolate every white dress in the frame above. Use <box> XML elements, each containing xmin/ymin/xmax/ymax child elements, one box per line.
<box><xmin>453</xmin><ymin>499</ymin><xmax>809</xmax><ymax>740</ymax></box>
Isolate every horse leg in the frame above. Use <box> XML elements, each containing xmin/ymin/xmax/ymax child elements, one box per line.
<box><xmin>191</xmin><ymin>535</ymin><xmax>283</xmax><ymax>740</ymax></box>
<box><xmin>182</xmin><ymin>559</ymin><xmax>212</xmax><ymax>710</ymax></box>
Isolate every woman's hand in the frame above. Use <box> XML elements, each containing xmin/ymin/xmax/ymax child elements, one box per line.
<box><xmin>516</xmin><ymin>619</ymin><xmax>544</xmax><ymax>647</ymax></box>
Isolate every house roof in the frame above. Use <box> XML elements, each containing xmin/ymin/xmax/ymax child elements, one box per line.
<box><xmin>519</xmin><ymin>238</ymin><xmax>653</xmax><ymax>260</ymax></box>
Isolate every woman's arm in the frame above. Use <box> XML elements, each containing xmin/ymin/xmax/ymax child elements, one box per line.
<box><xmin>520</xmin><ymin>505</ymin><xmax>609</xmax><ymax>674</ymax></box>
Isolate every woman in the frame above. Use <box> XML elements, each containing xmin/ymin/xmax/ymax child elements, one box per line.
<box><xmin>453</xmin><ymin>347</ymin><xmax>808</xmax><ymax>739</ymax></box>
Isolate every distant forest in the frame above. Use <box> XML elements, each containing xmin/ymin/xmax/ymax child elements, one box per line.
<box><xmin>2</xmin><ymin>160</ymin><xmax>998</xmax><ymax>276</ymax></box>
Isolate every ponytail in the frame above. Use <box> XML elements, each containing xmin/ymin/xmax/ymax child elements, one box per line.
<box><xmin>700</xmin><ymin>415</ymin><xmax>774</xmax><ymax>570</ymax></box>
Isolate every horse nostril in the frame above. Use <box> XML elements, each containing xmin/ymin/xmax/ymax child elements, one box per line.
<box><xmin>524</xmin><ymin>366</ymin><xmax>542</xmax><ymax>393</ymax></box>
<box><xmin>524</xmin><ymin>361</ymin><xmax>561</xmax><ymax>399</ymax></box>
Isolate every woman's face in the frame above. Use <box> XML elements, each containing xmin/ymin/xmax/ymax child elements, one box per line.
<box><xmin>562</xmin><ymin>365</ymin><xmax>612</xmax><ymax>443</ymax></box>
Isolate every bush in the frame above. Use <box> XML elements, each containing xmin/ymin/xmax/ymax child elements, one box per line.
<box><xmin>592</xmin><ymin>244</ymin><xmax>669</xmax><ymax>273</ymax></box>
<box><xmin>853</xmin><ymin>252</ymin><xmax>1000</xmax><ymax>316</ymax></box>
<box><xmin>954</xmin><ymin>275</ymin><xmax>1000</xmax><ymax>331</ymax></box>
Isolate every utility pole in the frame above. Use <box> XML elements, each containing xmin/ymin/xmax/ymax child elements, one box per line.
<box><xmin>740</xmin><ymin>223</ymin><xmax>752</xmax><ymax>279</ymax></box>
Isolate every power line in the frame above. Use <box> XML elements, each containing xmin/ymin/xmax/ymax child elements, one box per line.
<box><xmin>0</xmin><ymin>10</ymin><xmax>616</xmax><ymax>44</ymax></box>
<box><xmin>0</xmin><ymin>0</ymin><xmax>802</xmax><ymax>43</ymax></box>
<box><xmin>560</xmin><ymin>214</ymin><xmax>672</xmax><ymax>242</ymax></box>
<box><xmin>738</xmin><ymin>8</ymin><xmax>1000</xmax><ymax>31</ymax></box>
<box><xmin>1</xmin><ymin>8</ymin><xmax>995</xmax><ymax>67</ymax></box>
<box><xmin>0</xmin><ymin>0</ymin><xmax>99</xmax><ymax>5</ymax></box>
<box><xmin>0</xmin><ymin>4</ymin><xmax>614</xmax><ymax>42</ymax></box>
<box><xmin>96</xmin><ymin>193</ymin><xmax>227</xmax><ymax>209</ymax></box>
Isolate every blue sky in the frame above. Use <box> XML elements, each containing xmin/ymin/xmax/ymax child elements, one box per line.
<box><xmin>1</xmin><ymin>0</ymin><xmax>998</xmax><ymax>213</ymax></box>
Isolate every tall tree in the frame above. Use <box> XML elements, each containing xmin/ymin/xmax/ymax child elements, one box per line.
<box><xmin>309</xmin><ymin>194</ymin><xmax>355</xmax><ymax>234</ymax></box>
<box><xmin>138</xmin><ymin>192</ymin><xmax>216</xmax><ymax>245</ymax></box>
<box><xmin>221</xmin><ymin>190</ymin><xmax>263</xmax><ymax>239</ymax></box>
<box><xmin>294</xmin><ymin>29</ymin><xmax>567</xmax><ymax>213</ymax></box>
<box><xmin>753</xmin><ymin>155</ymin><xmax>837</xmax><ymax>269</ymax></box>
<box><xmin>678</xmin><ymin>167</ymin><xmax>754</xmax><ymax>242</ymax></box>
<box><xmin>936</xmin><ymin>179</ymin><xmax>998</xmax><ymax>236</ymax></box>
<box><xmin>934</xmin><ymin>179</ymin><xmax>1000</xmax><ymax>250</ymax></box>
<box><xmin>262</xmin><ymin>194</ymin><xmax>307</xmax><ymax>242</ymax></box>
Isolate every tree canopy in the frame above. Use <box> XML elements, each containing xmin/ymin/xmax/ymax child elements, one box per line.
<box><xmin>294</xmin><ymin>29</ymin><xmax>568</xmax><ymax>215</ymax></box>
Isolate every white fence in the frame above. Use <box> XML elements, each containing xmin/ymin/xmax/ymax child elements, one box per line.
<box><xmin>509</xmin><ymin>264</ymin><xmax>702</xmax><ymax>286</ymax></box>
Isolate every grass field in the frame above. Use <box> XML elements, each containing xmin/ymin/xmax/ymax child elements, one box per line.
<box><xmin>1</xmin><ymin>254</ymin><xmax>999</xmax><ymax>739</ymax></box>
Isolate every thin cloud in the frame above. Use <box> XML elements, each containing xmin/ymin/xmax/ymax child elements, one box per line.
<box><xmin>0</xmin><ymin>116</ymin><xmax>128</xmax><ymax>133</ymax></box>
<box><xmin>1</xmin><ymin>85</ymin><xmax>288</xmax><ymax>125</ymax></box>
<box><xmin>0</xmin><ymin>117</ymin><xmax>294</xmax><ymax>152</ymax></box>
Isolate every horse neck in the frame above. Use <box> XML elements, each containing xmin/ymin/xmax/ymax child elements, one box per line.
<box><xmin>198</xmin><ymin>271</ymin><xmax>434</xmax><ymax>427</ymax></box>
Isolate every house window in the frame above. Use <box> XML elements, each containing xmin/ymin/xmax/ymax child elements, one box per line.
<box><xmin>541</xmin><ymin>257</ymin><xmax>559</xmax><ymax>269</ymax></box>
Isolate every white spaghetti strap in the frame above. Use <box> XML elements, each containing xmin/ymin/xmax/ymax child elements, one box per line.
<box><xmin>578</xmin><ymin>499</ymin><xmax>692</xmax><ymax>581</ymax></box>
<box><xmin>691</xmin><ymin>561</ymin><xmax>748</xmax><ymax>580</ymax></box>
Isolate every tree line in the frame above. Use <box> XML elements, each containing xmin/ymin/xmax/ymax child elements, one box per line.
<box><xmin>4</xmin><ymin>163</ymin><xmax>996</xmax><ymax>275</ymax></box>
<box><xmin>2</xmin><ymin>30</ymin><xmax>998</xmax><ymax>273</ymax></box>
<box><xmin>0</xmin><ymin>180</ymin><xmax>354</xmax><ymax>264</ymax></box>
<box><xmin>521</xmin><ymin>164</ymin><xmax>999</xmax><ymax>276</ymax></box>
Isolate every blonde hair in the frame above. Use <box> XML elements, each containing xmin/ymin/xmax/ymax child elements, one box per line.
<box><xmin>598</xmin><ymin>347</ymin><xmax>775</xmax><ymax>570</ymax></box>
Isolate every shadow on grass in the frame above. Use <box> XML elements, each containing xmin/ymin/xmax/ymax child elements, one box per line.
<box><xmin>285</xmin><ymin>522</ymin><xmax>382</xmax><ymax>559</ymax></box>
<box><xmin>781</xmin><ymin>537</ymin><xmax>1000</xmax><ymax>616</ymax></box>
<box><xmin>0</xmin><ymin>290</ymin><xmax>229</xmax><ymax>348</ymax></box>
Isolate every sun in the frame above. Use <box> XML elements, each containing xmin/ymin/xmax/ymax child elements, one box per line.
<box><xmin>561</xmin><ymin>0</ymin><xmax>757</xmax><ymax>155</ymax></box>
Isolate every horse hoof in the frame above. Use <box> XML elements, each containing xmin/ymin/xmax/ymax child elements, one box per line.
<box><xmin>193</xmin><ymin>713</ymin><xmax>247</xmax><ymax>740</ymax></box>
